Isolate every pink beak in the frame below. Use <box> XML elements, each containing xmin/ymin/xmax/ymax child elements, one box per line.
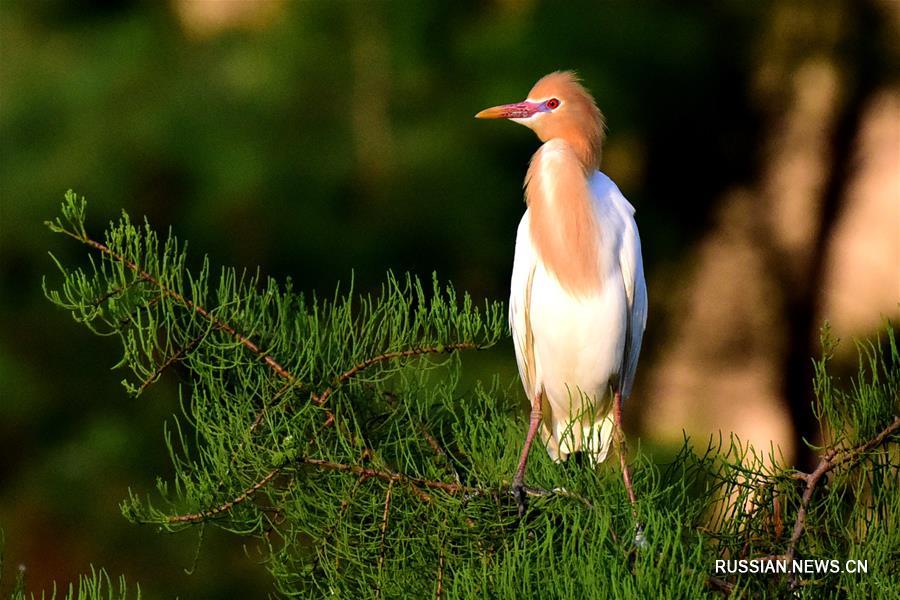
<box><xmin>475</xmin><ymin>101</ymin><xmax>541</xmax><ymax>119</ymax></box>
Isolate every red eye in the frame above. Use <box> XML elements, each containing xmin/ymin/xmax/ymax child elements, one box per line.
<box><xmin>546</xmin><ymin>98</ymin><xmax>560</xmax><ymax>109</ymax></box>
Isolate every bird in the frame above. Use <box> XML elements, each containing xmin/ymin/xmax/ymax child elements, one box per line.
<box><xmin>476</xmin><ymin>71</ymin><xmax>647</xmax><ymax>513</ymax></box>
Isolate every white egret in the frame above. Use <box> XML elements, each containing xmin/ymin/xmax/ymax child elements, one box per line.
<box><xmin>477</xmin><ymin>71</ymin><xmax>647</xmax><ymax>512</ymax></box>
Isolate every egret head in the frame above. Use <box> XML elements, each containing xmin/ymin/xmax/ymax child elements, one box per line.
<box><xmin>476</xmin><ymin>71</ymin><xmax>606</xmax><ymax>168</ymax></box>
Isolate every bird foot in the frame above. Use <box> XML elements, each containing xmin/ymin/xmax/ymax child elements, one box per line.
<box><xmin>511</xmin><ymin>479</ymin><xmax>527</xmax><ymax>518</ymax></box>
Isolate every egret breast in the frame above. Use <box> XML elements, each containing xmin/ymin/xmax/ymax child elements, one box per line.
<box><xmin>509</xmin><ymin>207</ymin><xmax>629</xmax><ymax>461</ymax></box>
<box><xmin>528</xmin><ymin>262</ymin><xmax>627</xmax><ymax>425</ymax></box>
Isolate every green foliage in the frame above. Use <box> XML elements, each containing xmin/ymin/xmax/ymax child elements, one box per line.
<box><xmin>0</xmin><ymin>556</ymin><xmax>136</xmax><ymax>600</ymax></box>
<box><xmin>42</xmin><ymin>192</ymin><xmax>899</xmax><ymax>598</ymax></box>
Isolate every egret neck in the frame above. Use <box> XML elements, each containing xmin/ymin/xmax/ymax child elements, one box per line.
<box><xmin>525</xmin><ymin>139</ymin><xmax>603</xmax><ymax>296</ymax></box>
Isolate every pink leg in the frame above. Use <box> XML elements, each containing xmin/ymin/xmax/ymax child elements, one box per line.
<box><xmin>613</xmin><ymin>391</ymin><xmax>638</xmax><ymax>511</ymax></box>
<box><xmin>512</xmin><ymin>393</ymin><xmax>542</xmax><ymax>516</ymax></box>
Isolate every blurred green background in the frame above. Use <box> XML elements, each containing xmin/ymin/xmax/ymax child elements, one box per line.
<box><xmin>1</xmin><ymin>0</ymin><xmax>897</xmax><ymax>596</ymax></box>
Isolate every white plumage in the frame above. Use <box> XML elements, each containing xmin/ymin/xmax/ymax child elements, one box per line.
<box><xmin>509</xmin><ymin>165</ymin><xmax>647</xmax><ymax>465</ymax></box>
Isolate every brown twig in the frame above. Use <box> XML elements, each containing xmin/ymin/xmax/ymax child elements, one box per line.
<box><xmin>116</xmin><ymin>293</ymin><xmax>164</xmax><ymax>329</ymax></box>
<box><xmin>518</xmin><ymin>484</ymin><xmax>594</xmax><ymax>509</ymax></box>
<box><xmin>785</xmin><ymin>415</ymin><xmax>900</xmax><ymax>587</ymax></box>
<box><xmin>420</xmin><ymin>426</ymin><xmax>447</xmax><ymax>460</ymax></box>
<box><xmin>705</xmin><ymin>574</ymin><xmax>735</xmax><ymax>595</ymax></box>
<box><xmin>302</xmin><ymin>458</ymin><xmax>583</xmax><ymax>504</ymax></box>
<box><xmin>375</xmin><ymin>480</ymin><xmax>395</xmax><ymax>599</ymax></box>
<box><xmin>312</xmin><ymin>343</ymin><xmax>478</xmax><ymax>406</ymax></box>
<box><xmin>408</xmin><ymin>482</ymin><xmax>433</xmax><ymax>503</ymax></box>
<box><xmin>246</xmin><ymin>343</ymin><xmax>481</xmax><ymax>442</ymax></box>
<box><xmin>435</xmin><ymin>542</ymin><xmax>445</xmax><ymax>600</ymax></box>
<box><xmin>318</xmin><ymin>474</ymin><xmax>370</xmax><ymax>576</ymax></box>
<box><xmin>63</xmin><ymin>229</ymin><xmax>296</xmax><ymax>382</ymax></box>
<box><xmin>165</xmin><ymin>451</ymin><xmax>465</xmax><ymax>526</ymax></box>
<box><xmin>297</xmin><ymin>457</ymin><xmax>489</xmax><ymax>497</ymax></box>
<box><xmin>420</xmin><ymin>426</ymin><xmax>462</xmax><ymax>485</ymax></box>
<box><xmin>136</xmin><ymin>328</ymin><xmax>210</xmax><ymax>394</ymax></box>
<box><xmin>772</xmin><ymin>491</ymin><xmax>783</xmax><ymax>539</ymax></box>
<box><xmin>91</xmin><ymin>275</ymin><xmax>152</xmax><ymax>307</ymax></box>
<box><xmin>167</xmin><ymin>468</ymin><xmax>280</xmax><ymax>524</ymax></box>
<box><xmin>247</xmin><ymin>378</ymin><xmax>310</xmax><ymax>435</ymax></box>
<box><xmin>708</xmin><ymin>417</ymin><xmax>900</xmax><ymax>593</ymax></box>
<box><xmin>382</xmin><ymin>390</ymin><xmax>462</xmax><ymax>485</ymax></box>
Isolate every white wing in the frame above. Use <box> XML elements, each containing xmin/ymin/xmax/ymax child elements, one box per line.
<box><xmin>618</xmin><ymin>221</ymin><xmax>647</xmax><ymax>399</ymax></box>
<box><xmin>508</xmin><ymin>210</ymin><xmax>540</xmax><ymax>399</ymax></box>
<box><xmin>592</xmin><ymin>172</ymin><xmax>648</xmax><ymax>399</ymax></box>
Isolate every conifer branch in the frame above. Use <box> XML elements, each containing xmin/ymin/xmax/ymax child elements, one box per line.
<box><xmin>420</xmin><ymin>426</ymin><xmax>461</xmax><ymax>485</ymax></box>
<box><xmin>312</xmin><ymin>343</ymin><xmax>480</xmax><ymax>406</ymax></box>
<box><xmin>375</xmin><ymin>479</ymin><xmax>395</xmax><ymax>599</ymax></box>
<box><xmin>167</xmin><ymin>468</ymin><xmax>280</xmax><ymax>524</ymax></box>
<box><xmin>301</xmin><ymin>472</ymin><xmax>371</xmax><ymax>578</ymax></box>
<box><xmin>435</xmin><ymin>539</ymin><xmax>445</xmax><ymax>600</ymax></box>
<box><xmin>44</xmin><ymin>197</ymin><xmax>897</xmax><ymax>597</ymax></box>
<box><xmin>296</xmin><ymin>458</ymin><xmax>491</xmax><ymax>497</ymax></box>
<box><xmin>137</xmin><ymin>328</ymin><xmax>210</xmax><ymax>394</ymax></box>
<box><xmin>117</xmin><ymin>293</ymin><xmax>164</xmax><ymax>329</ymax></box>
<box><xmin>705</xmin><ymin>574</ymin><xmax>735</xmax><ymax>595</ymax></box>
<box><xmin>420</xmin><ymin>426</ymin><xmax>448</xmax><ymax>461</ymax></box>
<box><xmin>237</xmin><ymin>342</ymin><xmax>485</xmax><ymax>496</ymax></box>
<box><xmin>535</xmin><ymin>485</ymin><xmax>595</xmax><ymax>508</ymax></box>
<box><xmin>59</xmin><ymin>227</ymin><xmax>297</xmax><ymax>383</ymax></box>
<box><xmin>90</xmin><ymin>276</ymin><xmax>151</xmax><ymax>307</ymax></box>
<box><xmin>407</xmin><ymin>482</ymin><xmax>433</xmax><ymax>503</ymax></box>
<box><xmin>165</xmin><ymin>458</ymin><xmax>468</xmax><ymax>526</ymax></box>
<box><xmin>383</xmin><ymin>390</ymin><xmax>462</xmax><ymax>484</ymax></box>
<box><xmin>247</xmin><ymin>343</ymin><xmax>481</xmax><ymax>441</ymax></box>
<box><xmin>166</xmin><ymin>453</ymin><xmax>602</xmax><ymax>528</ymax></box>
<box><xmin>785</xmin><ymin>415</ymin><xmax>900</xmax><ymax>587</ymax></box>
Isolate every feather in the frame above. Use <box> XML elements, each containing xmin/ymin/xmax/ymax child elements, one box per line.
<box><xmin>509</xmin><ymin>168</ymin><xmax>645</xmax><ymax>464</ymax></box>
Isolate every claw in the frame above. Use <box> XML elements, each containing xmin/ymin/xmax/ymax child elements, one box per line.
<box><xmin>511</xmin><ymin>479</ymin><xmax>527</xmax><ymax>518</ymax></box>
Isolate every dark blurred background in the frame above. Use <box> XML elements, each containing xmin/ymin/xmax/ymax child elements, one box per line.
<box><xmin>1</xmin><ymin>0</ymin><xmax>897</xmax><ymax>596</ymax></box>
